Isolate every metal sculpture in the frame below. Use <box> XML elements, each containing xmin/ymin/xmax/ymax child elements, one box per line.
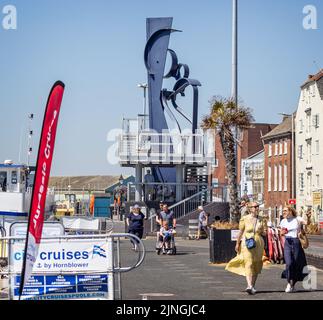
<box><xmin>145</xmin><ymin>18</ymin><xmax>201</xmax><ymax>134</ymax></box>
<box><xmin>144</xmin><ymin>17</ymin><xmax>201</xmax><ymax>182</ymax></box>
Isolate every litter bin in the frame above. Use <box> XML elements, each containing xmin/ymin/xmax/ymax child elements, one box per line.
<box><xmin>209</xmin><ymin>228</ymin><xmax>237</xmax><ymax>264</ymax></box>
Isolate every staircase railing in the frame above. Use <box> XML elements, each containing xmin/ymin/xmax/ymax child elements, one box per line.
<box><xmin>169</xmin><ymin>186</ymin><xmax>214</xmax><ymax>220</ymax></box>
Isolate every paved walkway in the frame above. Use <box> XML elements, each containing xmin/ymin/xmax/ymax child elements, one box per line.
<box><xmin>306</xmin><ymin>235</ymin><xmax>323</xmax><ymax>255</ymax></box>
<box><xmin>1</xmin><ymin>220</ymin><xmax>322</xmax><ymax>300</ymax></box>
<box><xmin>120</xmin><ymin>237</ymin><xmax>323</xmax><ymax>300</ymax></box>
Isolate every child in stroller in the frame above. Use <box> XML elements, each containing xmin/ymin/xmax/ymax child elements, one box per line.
<box><xmin>156</xmin><ymin>221</ymin><xmax>177</xmax><ymax>255</ymax></box>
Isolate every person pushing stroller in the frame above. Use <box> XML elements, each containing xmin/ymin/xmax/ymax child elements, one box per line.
<box><xmin>156</xmin><ymin>204</ymin><xmax>177</xmax><ymax>251</ymax></box>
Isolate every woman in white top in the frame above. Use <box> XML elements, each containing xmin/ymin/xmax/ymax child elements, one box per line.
<box><xmin>279</xmin><ymin>206</ymin><xmax>309</xmax><ymax>293</ymax></box>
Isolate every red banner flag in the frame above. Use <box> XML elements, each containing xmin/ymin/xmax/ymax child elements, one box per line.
<box><xmin>19</xmin><ymin>81</ymin><xmax>65</xmax><ymax>298</ymax></box>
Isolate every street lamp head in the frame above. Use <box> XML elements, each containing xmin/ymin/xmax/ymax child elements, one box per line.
<box><xmin>137</xmin><ymin>83</ymin><xmax>148</xmax><ymax>89</ymax></box>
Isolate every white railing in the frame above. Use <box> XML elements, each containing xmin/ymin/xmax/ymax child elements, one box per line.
<box><xmin>118</xmin><ymin>131</ymin><xmax>214</xmax><ymax>165</ymax></box>
<box><xmin>169</xmin><ymin>187</ymin><xmax>213</xmax><ymax>220</ymax></box>
<box><xmin>127</xmin><ymin>182</ymin><xmax>209</xmax><ymax>203</ymax></box>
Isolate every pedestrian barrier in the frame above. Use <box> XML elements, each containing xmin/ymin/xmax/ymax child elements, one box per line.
<box><xmin>188</xmin><ymin>219</ymin><xmax>199</xmax><ymax>240</ymax></box>
<box><xmin>0</xmin><ymin>232</ymin><xmax>145</xmax><ymax>300</ymax></box>
<box><xmin>62</xmin><ymin>216</ymin><xmax>113</xmax><ymax>234</ymax></box>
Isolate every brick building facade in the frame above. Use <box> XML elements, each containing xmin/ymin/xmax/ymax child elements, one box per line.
<box><xmin>212</xmin><ymin>123</ymin><xmax>277</xmax><ymax>188</ymax></box>
<box><xmin>262</xmin><ymin>116</ymin><xmax>294</xmax><ymax>225</ymax></box>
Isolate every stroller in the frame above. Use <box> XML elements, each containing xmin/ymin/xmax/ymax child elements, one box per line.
<box><xmin>156</xmin><ymin>228</ymin><xmax>177</xmax><ymax>255</ymax></box>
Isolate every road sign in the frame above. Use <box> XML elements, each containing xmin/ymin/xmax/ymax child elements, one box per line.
<box><xmin>288</xmin><ymin>199</ymin><xmax>296</xmax><ymax>205</ymax></box>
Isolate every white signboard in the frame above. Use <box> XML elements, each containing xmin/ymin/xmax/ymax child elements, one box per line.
<box><xmin>10</xmin><ymin>239</ymin><xmax>108</xmax><ymax>273</ymax></box>
<box><xmin>61</xmin><ymin>217</ymin><xmax>100</xmax><ymax>231</ymax></box>
<box><xmin>10</xmin><ymin>238</ymin><xmax>110</xmax><ymax>300</ymax></box>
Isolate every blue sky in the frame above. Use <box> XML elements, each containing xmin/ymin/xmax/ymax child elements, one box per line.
<box><xmin>0</xmin><ymin>0</ymin><xmax>322</xmax><ymax>176</ymax></box>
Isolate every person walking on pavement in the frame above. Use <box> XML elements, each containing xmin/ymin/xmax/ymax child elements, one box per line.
<box><xmin>225</xmin><ymin>202</ymin><xmax>268</xmax><ymax>295</ymax></box>
<box><xmin>279</xmin><ymin>206</ymin><xmax>310</xmax><ymax>293</ymax></box>
<box><xmin>126</xmin><ymin>204</ymin><xmax>145</xmax><ymax>251</ymax></box>
<box><xmin>196</xmin><ymin>206</ymin><xmax>208</xmax><ymax>240</ymax></box>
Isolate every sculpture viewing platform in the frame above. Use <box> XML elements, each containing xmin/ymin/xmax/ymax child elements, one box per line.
<box><xmin>117</xmin><ymin>116</ymin><xmax>214</xmax><ymax>167</ymax></box>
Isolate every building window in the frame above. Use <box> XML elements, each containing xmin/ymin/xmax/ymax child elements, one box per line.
<box><xmin>274</xmin><ymin>142</ymin><xmax>278</xmax><ymax>156</ymax></box>
<box><xmin>299</xmin><ymin>173</ymin><xmax>304</xmax><ymax>190</ymax></box>
<box><xmin>307</xmin><ymin>172</ymin><xmax>312</xmax><ymax>196</ymax></box>
<box><xmin>279</xmin><ymin>141</ymin><xmax>283</xmax><ymax>155</ymax></box>
<box><xmin>298</xmin><ymin>145</ymin><xmax>303</xmax><ymax>159</ymax></box>
<box><xmin>306</xmin><ymin>86</ymin><xmax>310</xmax><ymax>104</ymax></box>
<box><xmin>316</xmin><ymin>174</ymin><xmax>320</xmax><ymax>188</ymax></box>
<box><xmin>284</xmin><ymin>140</ymin><xmax>288</xmax><ymax>155</ymax></box>
<box><xmin>313</xmin><ymin>114</ymin><xmax>320</xmax><ymax>128</ymax></box>
<box><xmin>274</xmin><ymin>165</ymin><xmax>277</xmax><ymax>191</ymax></box>
<box><xmin>268</xmin><ymin>142</ymin><xmax>272</xmax><ymax>157</ymax></box>
<box><xmin>316</xmin><ymin>140</ymin><xmax>319</xmax><ymax>155</ymax></box>
<box><xmin>306</xmin><ymin>112</ymin><xmax>312</xmax><ymax>133</ymax></box>
<box><xmin>299</xmin><ymin>119</ymin><xmax>304</xmax><ymax>133</ymax></box>
<box><xmin>278</xmin><ymin>164</ymin><xmax>282</xmax><ymax>191</ymax></box>
<box><xmin>284</xmin><ymin>164</ymin><xmax>288</xmax><ymax>192</ymax></box>
<box><xmin>253</xmin><ymin>180</ymin><xmax>263</xmax><ymax>196</ymax></box>
<box><xmin>212</xmin><ymin>158</ymin><xmax>219</xmax><ymax>168</ymax></box>
<box><xmin>307</xmin><ymin>140</ymin><xmax>312</xmax><ymax>163</ymax></box>
<box><xmin>268</xmin><ymin>166</ymin><xmax>271</xmax><ymax>192</ymax></box>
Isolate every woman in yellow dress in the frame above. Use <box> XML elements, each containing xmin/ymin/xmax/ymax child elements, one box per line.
<box><xmin>225</xmin><ymin>202</ymin><xmax>267</xmax><ymax>295</ymax></box>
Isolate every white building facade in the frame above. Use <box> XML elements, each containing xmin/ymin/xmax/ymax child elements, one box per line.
<box><xmin>295</xmin><ymin>70</ymin><xmax>323</xmax><ymax>222</ymax></box>
<box><xmin>240</xmin><ymin>150</ymin><xmax>264</xmax><ymax>204</ymax></box>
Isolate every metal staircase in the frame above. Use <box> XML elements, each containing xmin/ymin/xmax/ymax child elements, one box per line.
<box><xmin>169</xmin><ymin>186</ymin><xmax>213</xmax><ymax>220</ymax></box>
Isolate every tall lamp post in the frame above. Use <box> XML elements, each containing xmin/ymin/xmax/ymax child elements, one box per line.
<box><xmin>232</xmin><ymin>0</ymin><xmax>239</xmax><ymax>210</ymax></box>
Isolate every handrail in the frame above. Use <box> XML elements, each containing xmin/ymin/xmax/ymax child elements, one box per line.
<box><xmin>169</xmin><ymin>186</ymin><xmax>214</xmax><ymax>220</ymax></box>
<box><xmin>169</xmin><ymin>186</ymin><xmax>212</xmax><ymax>209</ymax></box>
<box><xmin>112</xmin><ymin>233</ymin><xmax>146</xmax><ymax>273</ymax></box>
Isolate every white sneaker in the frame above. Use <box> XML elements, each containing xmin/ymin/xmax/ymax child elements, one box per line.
<box><xmin>246</xmin><ymin>286</ymin><xmax>257</xmax><ymax>295</ymax></box>
<box><xmin>285</xmin><ymin>283</ymin><xmax>294</xmax><ymax>293</ymax></box>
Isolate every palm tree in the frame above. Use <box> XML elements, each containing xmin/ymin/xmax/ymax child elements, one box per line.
<box><xmin>201</xmin><ymin>96</ymin><xmax>254</xmax><ymax>223</ymax></box>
